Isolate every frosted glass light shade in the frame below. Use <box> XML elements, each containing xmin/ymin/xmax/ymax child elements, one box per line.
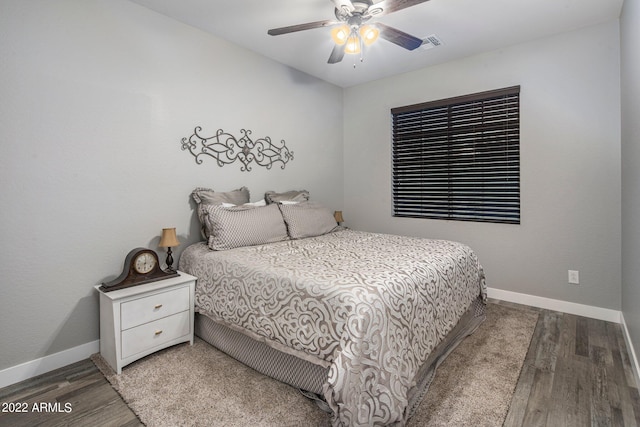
<box><xmin>360</xmin><ymin>25</ymin><xmax>379</xmax><ymax>46</ymax></box>
<box><xmin>345</xmin><ymin>35</ymin><xmax>361</xmax><ymax>54</ymax></box>
<box><xmin>331</xmin><ymin>25</ymin><xmax>350</xmax><ymax>45</ymax></box>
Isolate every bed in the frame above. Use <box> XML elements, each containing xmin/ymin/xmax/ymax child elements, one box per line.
<box><xmin>178</xmin><ymin>189</ymin><xmax>487</xmax><ymax>426</ymax></box>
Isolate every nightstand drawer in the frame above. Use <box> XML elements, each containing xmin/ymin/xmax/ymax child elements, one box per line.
<box><xmin>121</xmin><ymin>310</ymin><xmax>190</xmax><ymax>359</ymax></box>
<box><xmin>121</xmin><ymin>286</ymin><xmax>189</xmax><ymax>330</ymax></box>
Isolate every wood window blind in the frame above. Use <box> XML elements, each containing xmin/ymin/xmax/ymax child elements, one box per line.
<box><xmin>391</xmin><ymin>86</ymin><xmax>520</xmax><ymax>224</ymax></box>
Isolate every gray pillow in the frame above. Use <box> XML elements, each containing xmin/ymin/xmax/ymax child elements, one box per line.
<box><xmin>191</xmin><ymin>186</ymin><xmax>250</xmax><ymax>205</ymax></box>
<box><xmin>264</xmin><ymin>190</ymin><xmax>309</xmax><ymax>204</ymax></box>
<box><xmin>191</xmin><ymin>187</ymin><xmax>250</xmax><ymax>238</ymax></box>
<box><xmin>203</xmin><ymin>204</ymin><xmax>289</xmax><ymax>250</ymax></box>
<box><xmin>278</xmin><ymin>201</ymin><xmax>338</xmax><ymax>239</ymax></box>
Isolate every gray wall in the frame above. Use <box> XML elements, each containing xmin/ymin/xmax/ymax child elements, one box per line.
<box><xmin>343</xmin><ymin>21</ymin><xmax>622</xmax><ymax>311</ymax></box>
<box><xmin>621</xmin><ymin>0</ymin><xmax>640</xmax><ymax>367</ymax></box>
<box><xmin>0</xmin><ymin>0</ymin><xmax>343</xmax><ymax>371</ymax></box>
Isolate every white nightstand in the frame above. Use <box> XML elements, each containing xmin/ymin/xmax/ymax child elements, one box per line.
<box><xmin>95</xmin><ymin>272</ymin><xmax>196</xmax><ymax>374</ymax></box>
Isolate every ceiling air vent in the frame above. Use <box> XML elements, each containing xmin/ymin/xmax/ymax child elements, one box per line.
<box><xmin>421</xmin><ymin>34</ymin><xmax>443</xmax><ymax>50</ymax></box>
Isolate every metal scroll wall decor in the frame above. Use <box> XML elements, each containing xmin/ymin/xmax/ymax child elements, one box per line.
<box><xmin>180</xmin><ymin>126</ymin><xmax>294</xmax><ymax>172</ymax></box>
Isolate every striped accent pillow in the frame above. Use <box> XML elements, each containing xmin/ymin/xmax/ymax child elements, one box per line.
<box><xmin>203</xmin><ymin>204</ymin><xmax>289</xmax><ymax>250</ymax></box>
<box><xmin>192</xmin><ymin>187</ymin><xmax>250</xmax><ymax>239</ymax></box>
<box><xmin>278</xmin><ymin>202</ymin><xmax>338</xmax><ymax>239</ymax></box>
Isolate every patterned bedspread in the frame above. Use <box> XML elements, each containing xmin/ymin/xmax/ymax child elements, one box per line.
<box><xmin>179</xmin><ymin>228</ymin><xmax>487</xmax><ymax>426</ymax></box>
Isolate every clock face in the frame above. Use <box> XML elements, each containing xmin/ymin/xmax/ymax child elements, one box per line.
<box><xmin>134</xmin><ymin>252</ymin><xmax>156</xmax><ymax>274</ymax></box>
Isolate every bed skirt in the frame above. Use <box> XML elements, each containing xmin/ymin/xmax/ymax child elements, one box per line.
<box><xmin>195</xmin><ymin>295</ymin><xmax>486</xmax><ymax>421</ymax></box>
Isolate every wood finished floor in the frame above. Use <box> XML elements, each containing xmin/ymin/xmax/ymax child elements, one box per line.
<box><xmin>0</xmin><ymin>360</ymin><xmax>141</xmax><ymax>427</ymax></box>
<box><xmin>1</xmin><ymin>301</ymin><xmax>639</xmax><ymax>427</ymax></box>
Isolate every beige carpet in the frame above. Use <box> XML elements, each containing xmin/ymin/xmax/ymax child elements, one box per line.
<box><xmin>92</xmin><ymin>303</ymin><xmax>538</xmax><ymax>427</ymax></box>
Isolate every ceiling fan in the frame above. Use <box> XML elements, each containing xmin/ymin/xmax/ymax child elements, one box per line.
<box><xmin>267</xmin><ymin>0</ymin><xmax>431</xmax><ymax>64</ymax></box>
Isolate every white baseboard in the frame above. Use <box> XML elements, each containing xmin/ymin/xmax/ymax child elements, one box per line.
<box><xmin>487</xmin><ymin>287</ymin><xmax>622</xmax><ymax>323</ymax></box>
<box><xmin>620</xmin><ymin>313</ymin><xmax>640</xmax><ymax>390</ymax></box>
<box><xmin>0</xmin><ymin>340</ymin><xmax>99</xmax><ymax>389</ymax></box>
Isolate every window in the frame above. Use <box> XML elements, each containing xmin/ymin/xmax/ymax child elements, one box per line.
<box><xmin>391</xmin><ymin>86</ymin><xmax>520</xmax><ymax>224</ymax></box>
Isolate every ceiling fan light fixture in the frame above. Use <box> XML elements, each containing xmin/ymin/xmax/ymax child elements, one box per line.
<box><xmin>331</xmin><ymin>25</ymin><xmax>350</xmax><ymax>45</ymax></box>
<box><xmin>359</xmin><ymin>25</ymin><xmax>379</xmax><ymax>46</ymax></box>
<box><xmin>268</xmin><ymin>0</ymin><xmax>432</xmax><ymax>65</ymax></box>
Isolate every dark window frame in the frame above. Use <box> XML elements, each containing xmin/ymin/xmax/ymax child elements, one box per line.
<box><xmin>391</xmin><ymin>86</ymin><xmax>520</xmax><ymax>224</ymax></box>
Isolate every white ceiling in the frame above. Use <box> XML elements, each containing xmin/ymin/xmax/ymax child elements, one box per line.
<box><xmin>128</xmin><ymin>0</ymin><xmax>623</xmax><ymax>88</ymax></box>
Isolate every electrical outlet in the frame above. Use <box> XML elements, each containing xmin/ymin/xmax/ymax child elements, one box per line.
<box><xmin>568</xmin><ymin>270</ymin><xmax>579</xmax><ymax>285</ymax></box>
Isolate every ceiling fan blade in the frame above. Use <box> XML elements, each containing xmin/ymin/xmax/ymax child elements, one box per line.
<box><xmin>328</xmin><ymin>44</ymin><xmax>346</xmax><ymax>64</ymax></box>
<box><xmin>331</xmin><ymin>0</ymin><xmax>355</xmax><ymax>12</ymax></box>
<box><xmin>374</xmin><ymin>0</ymin><xmax>431</xmax><ymax>17</ymax></box>
<box><xmin>268</xmin><ymin>20</ymin><xmax>336</xmax><ymax>36</ymax></box>
<box><xmin>377</xmin><ymin>22</ymin><xmax>423</xmax><ymax>50</ymax></box>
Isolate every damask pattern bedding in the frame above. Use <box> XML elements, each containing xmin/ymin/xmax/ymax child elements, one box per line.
<box><xmin>179</xmin><ymin>228</ymin><xmax>487</xmax><ymax>426</ymax></box>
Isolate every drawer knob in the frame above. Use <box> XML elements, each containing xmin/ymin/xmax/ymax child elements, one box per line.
<box><xmin>154</xmin><ymin>330</ymin><xmax>163</xmax><ymax>336</ymax></box>
<box><xmin>154</xmin><ymin>304</ymin><xmax>163</xmax><ymax>309</ymax></box>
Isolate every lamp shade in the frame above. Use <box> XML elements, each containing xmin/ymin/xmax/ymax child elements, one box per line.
<box><xmin>344</xmin><ymin>35</ymin><xmax>361</xmax><ymax>54</ymax></box>
<box><xmin>159</xmin><ymin>228</ymin><xmax>180</xmax><ymax>248</ymax></box>
<box><xmin>331</xmin><ymin>25</ymin><xmax>350</xmax><ymax>45</ymax></box>
<box><xmin>334</xmin><ymin>211</ymin><xmax>344</xmax><ymax>223</ymax></box>
<box><xmin>360</xmin><ymin>25</ymin><xmax>379</xmax><ymax>46</ymax></box>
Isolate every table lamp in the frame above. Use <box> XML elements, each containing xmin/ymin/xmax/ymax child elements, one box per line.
<box><xmin>159</xmin><ymin>227</ymin><xmax>180</xmax><ymax>272</ymax></box>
